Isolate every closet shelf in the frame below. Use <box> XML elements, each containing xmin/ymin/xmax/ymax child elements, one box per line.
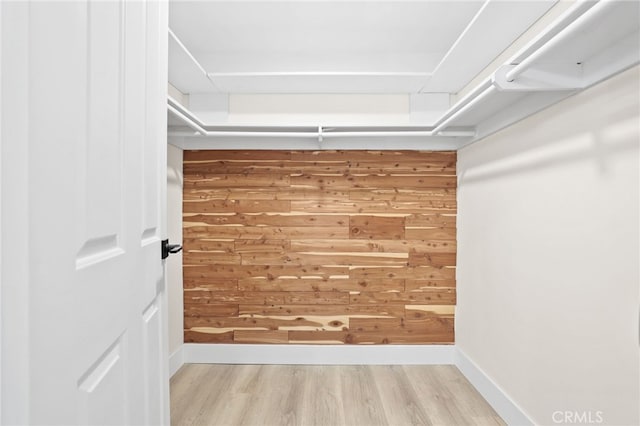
<box><xmin>168</xmin><ymin>0</ymin><xmax>640</xmax><ymax>150</ymax></box>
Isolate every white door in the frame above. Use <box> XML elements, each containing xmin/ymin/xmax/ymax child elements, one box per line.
<box><xmin>1</xmin><ymin>1</ymin><xmax>169</xmax><ymax>424</ymax></box>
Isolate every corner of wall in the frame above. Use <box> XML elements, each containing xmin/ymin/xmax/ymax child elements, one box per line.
<box><xmin>169</xmin><ymin>346</ymin><xmax>184</xmax><ymax>378</ymax></box>
<box><xmin>454</xmin><ymin>348</ymin><xmax>533</xmax><ymax>426</ymax></box>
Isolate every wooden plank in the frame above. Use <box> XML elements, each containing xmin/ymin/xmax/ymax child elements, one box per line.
<box><xmin>183</xmin><ymin>225</ymin><xmax>349</xmax><ymax>240</ymax></box>
<box><xmin>287</xmin><ymin>329</ymin><xmax>454</xmax><ymax>344</ymax></box>
<box><xmin>407</xmin><ymin>252</ymin><xmax>457</xmax><ymax>267</ymax></box>
<box><xmin>182</xmin><ymin>252</ymin><xmax>242</xmax><ymax>265</ymax></box>
<box><xmin>291</xmin><ymin>175</ymin><xmax>456</xmax><ymax>190</ymax></box>
<box><xmin>238</xmin><ymin>304</ymin><xmax>405</xmax><ymax>317</ymax></box>
<box><xmin>404</xmin><ymin>305</ymin><xmax>455</xmax><ymax>319</ymax></box>
<box><xmin>183</xmin><ymin>188</ymin><xmax>349</xmax><ymax>201</ymax></box>
<box><xmin>234</xmin><ymin>330</ymin><xmax>289</xmax><ymax>344</ymax></box>
<box><xmin>405</xmin><ymin>213</ymin><xmax>456</xmax><ymax>228</ymax></box>
<box><xmin>184</xmin><ymin>150</ymin><xmax>292</xmax><ymax>161</ymax></box>
<box><xmin>290</xmin><ymin>150</ymin><xmax>456</xmax><ymax>163</ymax></box>
<box><xmin>184</xmin><ymin>316</ymin><xmax>326</xmax><ymax>330</ymax></box>
<box><xmin>237</xmin><ymin>278</ymin><xmax>405</xmax><ymax>292</ymax></box>
<box><xmin>234</xmin><ymin>239</ymin><xmax>290</xmax><ymax>254</ymax></box>
<box><xmin>185</xmin><ymin>161</ymin><xmax>455</xmax><ymax>176</ymax></box>
<box><xmin>183</xmin><ymin>264</ymin><xmax>350</xmax><ymax>280</ymax></box>
<box><xmin>404</xmin><ymin>317</ymin><xmax>455</xmax><ymax>333</ymax></box>
<box><xmin>184</xmin><ymin>290</ymin><xmax>355</xmax><ymax>307</ymax></box>
<box><xmin>404</xmin><ymin>227</ymin><xmax>457</xmax><ymax>241</ymax></box>
<box><xmin>184</xmin><ymin>330</ymin><xmax>234</xmax><ymax>343</ymax></box>
<box><xmin>350</xmin><ymin>216</ymin><xmax>405</xmax><ymax>240</ymax></box>
<box><xmin>183</xmin><ymin>200</ymin><xmax>241</xmax><ymax>214</ymax></box>
<box><xmin>350</xmin><ymin>266</ymin><xmax>456</xmax><ymax>280</ymax></box>
<box><xmin>184</xmin><ymin>173</ymin><xmax>290</xmax><ymax>188</ymax></box>
<box><xmin>338</xmin><ymin>162</ymin><xmax>455</xmax><ymax>175</ymax></box>
<box><xmin>184</xmin><ymin>163</ymin><xmax>312</xmax><ymax>175</ymax></box>
<box><xmin>240</xmin><ymin>252</ymin><xmax>408</xmax><ymax>267</ymax></box>
<box><xmin>184</xmin><ymin>213</ymin><xmax>349</xmax><ymax>227</ymax></box>
<box><xmin>285</xmin><ymin>291</ymin><xmax>350</xmax><ymax>305</ymax></box>
<box><xmin>346</xmin><ymin>317</ymin><xmax>455</xmax><ymax>343</ymax></box>
<box><xmin>183</xmin><ymin>200</ymin><xmax>291</xmax><ymax>213</ymax></box>
<box><xmin>184</xmin><ymin>304</ymin><xmax>239</xmax><ymax>318</ymax></box>
<box><xmin>183</xmin><ymin>279</ymin><xmax>238</xmax><ymax>291</ymax></box>
<box><xmin>241</xmin><ymin>273</ymin><xmax>329</xmax><ymax>291</ymax></box>
<box><xmin>183</xmin><ymin>290</ymin><xmax>286</xmax><ymax>305</ymax></box>
<box><xmin>347</xmin><ymin>330</ymin><xmax>453</xmax><ymax>344</ymax></box>
<box><xmin>349</xmin><ymin>318</ymin><xmax>403</xmax><ymax>332</ymax></box>
<box><xmin>349</xmin><ymin>290</ymin><xmax>456</xmax><ymax>305</ymax></box>
<box><xmin>290</xmin><ymin>200</ymin><xmax>456</xmax><ymax>213</ymax></box>
<box><xmin>182</xmin><ymin>239</ymin><xmax>235</xmax><ymax>253</ymax></box>
<box><xmin>404</xmin><ymin>280</ymin><xmax>456</xmax><ymax>291</ymax></box>
<box><xmin>349</xmin><ymin>188</ymin><xmax>456</xmax><ymax>201</ymax></box>
<box><xmin>234</xmin><ymin>200</ymin><xmax>293</xmax><ymax>214</ymax></box>
<box><xmin>289</xmin><ymin>239</ymin><xmax>456</xmax><ymax>253</ymax></box>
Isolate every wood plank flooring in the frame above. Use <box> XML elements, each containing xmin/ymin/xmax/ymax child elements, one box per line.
<box><xmin>170</xmin><ymin>364</ymin><xmax>505</xmax><ymax>426</ymax></box>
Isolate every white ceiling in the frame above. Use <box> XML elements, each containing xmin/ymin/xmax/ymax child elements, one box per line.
<box><xmin>168</xmin><ymin>0</ymin><xmax>558</xmax><ymax>94</ymax></box>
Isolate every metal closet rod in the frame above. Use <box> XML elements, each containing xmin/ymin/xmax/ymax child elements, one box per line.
<box><xmin>168</xmin><ymin>97</ymin><xmax>475</xmax><ymax>138</ymax></box>
<box><xmin>427</xmin><ymin>0</ymin><xmax>603</xmax><ymax>129</ymax></box>
<box><xmin>168</xmin><ymin>104</ymin><xmax>316</xmax><ymax>137</ymax></box>
<box><xmin>505</xmin><ymin>0</ymin><xmax>595</xmax><ymax>67</ymax></box>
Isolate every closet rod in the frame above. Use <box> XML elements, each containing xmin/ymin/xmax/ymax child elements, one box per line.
<box><xmin>193</xmin><ymin>131</ymin><xmax>318</xmax><ymax>138</ymax></box>
<box><xmin>429</xmin><ymin>79</ymin><xmax>493</xmax><ymax>134</ymax></box>
<box><xmin>432</xmin><ymin>84</ymin><xmax>497</xmax><ymax>134</ymax></box>
<box><xmin>168</xmin><ymin>96</ymin><xmax>474</xmax><ymax>139</ymax></box>
<box><xmin>321</xmin><ymin>130</ymin><xmax>474</xmax><ymax>138</ymax></box>
<box><xmin>167</xmin><ymin>104</ymin><xmax>207</xmax><ymax>136</ymax></box>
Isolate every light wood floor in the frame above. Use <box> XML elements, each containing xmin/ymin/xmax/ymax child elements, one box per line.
<box><xmin>170</xmin><ymin>364</ymin><xmax>505</xmax><ymax>426</ymax></box>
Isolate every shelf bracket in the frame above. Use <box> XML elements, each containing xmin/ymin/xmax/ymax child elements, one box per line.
<box><xmin>493</xmin><ymin>64</ymin><xmax>584</xmax><ymax>92</ymax></box>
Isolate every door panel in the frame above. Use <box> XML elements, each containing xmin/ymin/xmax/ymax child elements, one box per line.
<box><xmin>77</xmin><ymin>337</ymin><xmax>127</xmax><ymax>426</ymax></box>
<box><xmin>82</xmin><ymin>1</ymin><xmax>123</xmax><ymax>245</ymax></box>
<box><xmin>0</xmin><ymin>1</ymin><xmax>169</xmax><ymax>424</ymax></box>
<box><xmin>77</xmin><ymin>0</ymin><xmax>124</xmax><ymax>267</ymax></box>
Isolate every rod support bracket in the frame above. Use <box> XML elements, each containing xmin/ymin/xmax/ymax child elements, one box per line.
<box><xmin>494</xmin><ymin>64</ymin><xmax>584</xmax><ymax>92</ymax></box>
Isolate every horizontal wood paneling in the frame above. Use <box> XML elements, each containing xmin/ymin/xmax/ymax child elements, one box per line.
<box><xmin>183</xmin><ymin>150</ymin><xmax>456</xmax><ymax>344</ymax></box>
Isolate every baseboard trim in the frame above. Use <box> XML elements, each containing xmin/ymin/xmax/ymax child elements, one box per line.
<box><xmin>454</xmin><ymin>348</ymin><xmax>533</xmax><ymax>426</ymax></box>
<box><xmin>183</xmin><ymin>343</ymin><xmax>455</xmax><ymax>365</ymax></box>
<box><xmin>169</xmin><ymin>346</ymin><xmax>184</xmax><ymax>377</ymax></box>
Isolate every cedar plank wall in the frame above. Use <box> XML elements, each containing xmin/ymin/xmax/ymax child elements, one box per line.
<box><xmin>182</xmin><ymin>150</ymin><xmax>457</xmax><ymax>344</ymax></box>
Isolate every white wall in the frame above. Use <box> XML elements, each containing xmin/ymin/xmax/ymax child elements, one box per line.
<box><xmin>228</xmin><ymin>94</ymin><xmax>411</xmax><ymax>125</ymax></box>
<box><xmin>167</xmin><ymin>144</ymin><xmax>184</xmax><ymax>356</ymax></box>
<box><xmin>456</xmin><ymin>66</ymin><xmax>639</xmax><ymax>426</ymax></box>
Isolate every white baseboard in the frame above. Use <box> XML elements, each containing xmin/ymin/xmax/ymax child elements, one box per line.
<box><xmin>183</xmin><ymin>343</ymin><xmax>455</xmax><ymax>365</ymax></box>
<box><xmin>169</xmin><ymin>346</ymin><xmax>184</xmax><ymax>377</ymax></box>
<box><xmin>454</xmin><ymin>348</ymin><xmax>533</xmax><ymax>426</ymax></box>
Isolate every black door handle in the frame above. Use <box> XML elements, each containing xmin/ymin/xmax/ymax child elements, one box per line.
<box><xmin>161</xmin><ymin>239</ymin><xmax>182</xmax><ymax>260</ymax></box>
